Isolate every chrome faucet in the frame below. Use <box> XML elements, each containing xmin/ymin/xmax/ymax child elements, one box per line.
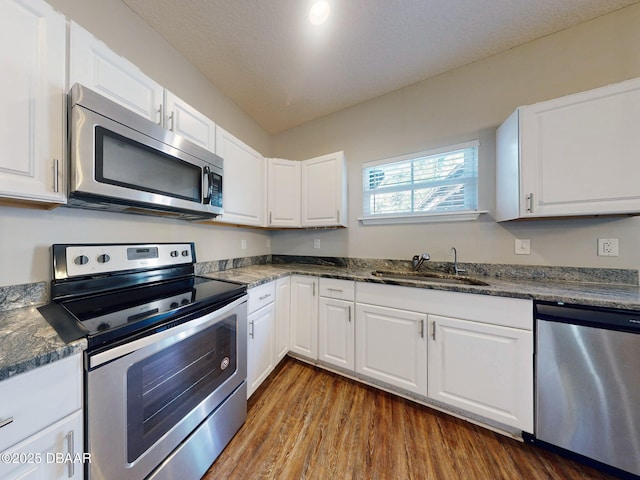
<box><xmin>450</xmin><ymin>247</ymin><xmax>465</xmax><ymax>275</ymax></box>
<box><xmin>412</xmin><ymin>253</ymin><xmax>430</xmax><ymax>271</ymax></box>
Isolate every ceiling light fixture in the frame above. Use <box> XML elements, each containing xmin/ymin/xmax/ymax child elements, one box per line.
<box><xmin>309</xmin><ymin>0</ymin><xmax>330</xmax><ymax>25</ymax></box>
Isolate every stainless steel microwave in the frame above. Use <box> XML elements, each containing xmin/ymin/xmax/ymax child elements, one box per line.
<box><xmin>67</xmin><ymin>83</ymin><xmax>223</xmax><ymax>221</ymax></box>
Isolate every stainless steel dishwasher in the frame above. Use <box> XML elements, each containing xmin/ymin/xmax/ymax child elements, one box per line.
<box><xmin>532</xmin><ymin>301</ymin><xmax>640</xmax><ymax>478</ymax></box>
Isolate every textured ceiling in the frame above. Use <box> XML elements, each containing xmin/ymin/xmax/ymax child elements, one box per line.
<box><xmin>121</xmin><ymin>0</ymin><xmax>639</xmax><ymax>134</ymax></box>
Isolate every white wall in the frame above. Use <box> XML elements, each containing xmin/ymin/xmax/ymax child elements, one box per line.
<box><xmin>271</xmin><ymin>3</ymin><xmax>640</xmax><ymax>270</ymax></box>
<box><xmin>1</xmin><ymin>0</ymin><xmax>273</xmax><ymax>287</ymax></box>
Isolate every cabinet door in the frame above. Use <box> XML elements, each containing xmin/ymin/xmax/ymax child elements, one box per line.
<box><xmin>275</xmin><ymin>276</ymin><xmax>291</xmax><ymax>362</ymax></box>
<box><xmin>166</xmin><ymin>91</ymin><xmax>216</xmax><ymax>152</ymax></box>
<box><xmin>428</xmin><ymin>315</ymin><xmax>533</xmax><ymax>432</ymax></box>
<box><xmin>69</xmin><ymin>21</ymin><xmax>164</xmax><ymax>123</ymax></box>
<box><xmin>289</xmin><ymin>276</ymin><xmax>318</xmax><ymax>359</ymax></box>
<box><xmin>0</xmin><ymin>411</ymin><xmax>83</xmax><ymax>480</ymax></box>
<box><xmin>355</xmin><ymin>304</ymin><xmax>427</xmax><ymax>396</ymax></box>
<box><xmin>247</xmin><ymin>303</ymin><xmax>275</xmax><ymax>398</ymax></box>
<box><xmin>318</xmin><ymin>298</ymin><xmax>354</xmax><ymax>371</ymax></box>
<box><xmin>215</xmin><ymin>127</ymin><xmax>266</xmax><ymax>226</ymax></box>
<box><xmin>267</xmin><ymin>158</ymin><xmax>301</xmax><ymax>227</ymax></box>
<box><xmin>301</xmin><ymin>151</ymin><xmax>347</xmax><ymax>227</ymax></box>
<box><xmin>0</xmin><ymin>0</ymin><xmax>65</xmax><ymax>204</ymax></box>
<box><xmin>519</xmin><ymin>78</ymin><xmax>640</xmax><ymax>218</ymax></box>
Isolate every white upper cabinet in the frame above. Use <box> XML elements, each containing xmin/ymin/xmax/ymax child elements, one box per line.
<box><xmin>267</xmin><ymin>158</ymin><xmax>301</xmax><ymax>227</ymax></box>
<box><xmin>0</xmin><ymin>0</ymin><xmax>66</xmax><ymax>205</ymax></box>
<box><xmin>496</xmin><ymin>77</ymin><xmax>640</xmax><ymax>221</ymax></box>
<box><xmin>165</xmin><ymin>91</ymin><xmax>216</xmax><ymax>152</ymax></box>
<box><xmin>215</xmin><ymin>127</ymin><xmax>265</xmax><ymax>226</ymax></box>
<box><xmin>301</xmin><ymin>151</ymin><xmax>347</xmax><ymax>227</ymax></box>
<box><xmin>69</xmin><ymin>22</ymin><xmax>216</xmax><ymax>152</ymax></box>
<box><xmin>267</xmin><ymin>152</ymin><xmax>348</xmax><ymax>228</ymax></box>
<box><xmin>69</xmin><ymin>21</ymin><xmax>164</xmax><ymax>124</ymax></box>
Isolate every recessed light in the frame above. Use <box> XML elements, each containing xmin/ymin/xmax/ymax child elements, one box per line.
<box><xmin>309</xmin><ymin>0</ymin><xmax>330</xmax><ymax>25</ymax></box>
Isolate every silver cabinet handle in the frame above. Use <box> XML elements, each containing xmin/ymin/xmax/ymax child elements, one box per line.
<box><xmin>420</xmin><ymin>319</ymin><xmax>425</xmax><ymax>338</ymax></box>
<box><xmin>431</xmin><ymin>320</ymin><xmax>436</xmax><ymax>340</ymax></box>
<box><xmin>0</xmin><ymin>417</ymin><xmax>14</xmax><ymax>429</ymax></box>
<box><xmin>168</xmin><ymin>111</ymin><xmax>175</xmax><ymax>131</ymax></box>
<box><xmin>66</xmin><ymin>430</ymin><xmax>74</xmax><ymax>478</ymax></box>
<box><xmin>337</xmin><ymin>209</ymin><xmax>340</xmax><ymax>224</ymax></box>
<box><xmin>249</xmin><ymin>321</ymin><xmax>255</xmax><ymax>339</ymax></box>
<box><xmin>312</xmin><ymin>282</ymin><xmax>316</xmax><ymax>296</ymax></box>
<box><xmin>527</xmin><ymin>193</ymin><xmax>534</xmax><ymax>213</ymax></box>
<box><xmin>269</xmin><ymin>211</ymin><xmax>273</xmax><ymax>225</ymax></box>
<box><xmin>258</xmin><ymin>293</ymin><xmax>272</xmax><ymax>301</ymax></box>
<box><xmin>327</xmin><ymin>288</ymin><xmax>343</xmax><ymax>293</ymax></box>
<box><xmin>53</xmin><ymin>159</ymin><xmax>59</xmax><ymax>193</ymax></box>
<box><xmin>157</xmin><ymin>104</ymin><xmax>164</xmax><ymax>125</ymax></box>
<box><xmin>348</xmin><ymin>305</ymin><xmax>351</xmax><ymax>322</ymax></box>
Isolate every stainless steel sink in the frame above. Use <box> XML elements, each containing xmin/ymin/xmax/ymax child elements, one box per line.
<box><xmin>371</xmin><ymin>270</ymin><xmax>489</xmax><ymax>286</ymax></box>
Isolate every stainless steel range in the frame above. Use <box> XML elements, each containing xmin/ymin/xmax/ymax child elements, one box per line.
<box><xmin>39</xmin><ymin>243</ymin><xmax>247</xmax><ymax>480</ymax></box>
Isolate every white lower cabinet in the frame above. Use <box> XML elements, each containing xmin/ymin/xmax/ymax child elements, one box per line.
<box><xmin>355</xmin><ymin>303</ymin><xmax>428</xmax><ymax>396</ymax></box>
<box><xmin>428</xmin><ymin>314</ymin><xmax>533</xmax><ymax>432</ymax></box>
<box><xmin>318</xmin><ymin>279</ymin><xmax>355</xmax><ymax>371</ymax></box>
<box><xmin>274</xmin><ymin>277</ymin><xmax>291</xmax><ymax>362</ymax></box>
<box><xmin>289</xmin><ymin>276</ymin><xmax>319</xmax><ymax>360</ymax></box>
<box><xmin>247</xmin><ymin>302</ymin><xmax>276</xmax><ymax>397</ymax></box>
<box><xmin>0</xmin><ymin>411</ymin><xmax>83</xmax><ymax>480</ymax></box>
<box><xmin>0</xmin><ymin>354</ymin><xmax>83</xmax><ymax>479</ymax></box>
<box><xmin>247</xmin><ymin>282</ymin><xmax>276</xmax><ymax>398</ymax></box>
<box><xmin>354</xmin><ymin>281</ymin><xmax>533</xmax><ymax>433</ymax></box>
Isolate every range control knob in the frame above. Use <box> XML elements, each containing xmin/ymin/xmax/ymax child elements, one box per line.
<box><xmin>170</xmin><ymin>302</ymin><xmax>179</xmax><ymax>309</ymax></box>
<box><xmin>170</xmin><ymin>250</ymin><xmax>179</xmax><ymax>257</ymax></box>
<box><xmin>181</xmin><ymin>250</ymin><xmax>190</xmax><ymax>257</ymax></box>
<box><xmin>73</xmin><ymin>255</ymin><xmax>89</xmax><ymax>266</ymax></box>
<box><xmin>97</xmin><ymin>254</ymin><xmax>111</xmax><ymax>264</ymax></box>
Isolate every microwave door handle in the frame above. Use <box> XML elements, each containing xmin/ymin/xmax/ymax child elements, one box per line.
<box><xmin>203</xmin><ymin>166</ymin><xmax>212</xmax><ymax>204</ymax></box>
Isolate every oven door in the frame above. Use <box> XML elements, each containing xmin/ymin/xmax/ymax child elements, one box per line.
<box><xmin>85</xmin><ymin>296</ymin><xmax>246</xmax><ymax>480</ymax></box>
<box><xmin>69</xmin><ymin>85</ymin><xmax>223</xmax><ymax>217</ymax></box>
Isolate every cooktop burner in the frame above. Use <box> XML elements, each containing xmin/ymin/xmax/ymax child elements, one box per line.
<box><xmin>39</xmin><ymin>242</ymin><xmax>246</xmax><ymax>351</ymax></box>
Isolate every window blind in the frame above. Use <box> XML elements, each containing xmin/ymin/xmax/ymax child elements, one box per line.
<box><xmin>362</xmin><ymin>142</ymin><xmax>478</xmax><ymax>218</ymax></box>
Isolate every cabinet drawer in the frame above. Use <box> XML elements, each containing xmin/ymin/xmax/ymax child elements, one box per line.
<box><xmin>319</xmin><ymin>278</ymin><xmax>355</xmax><ymax>301</ymax></box>
<box><xmin>248</xmin><ymin>281</ymin><xmax>276</xmax><ymax>313</ymax></box>
<box><xmin>0</xmin><ymin>354</ymin><xmax>82</xmax><ymax>452</ymax></box>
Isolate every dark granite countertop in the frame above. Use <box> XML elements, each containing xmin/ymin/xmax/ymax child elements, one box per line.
<box><xmin>2</xmin><ymin>259</ymin><xmax>639</xmax><ymax>381</ymax></box>
<box><xmin>203</xmin><ymin>263</ymin><xmax>640</xmax><ymax>310</ymax></box>
<box><xmin>0</xmin><ymin>305</ymin><xmax>86</xmax><ymax>382</ymax></box>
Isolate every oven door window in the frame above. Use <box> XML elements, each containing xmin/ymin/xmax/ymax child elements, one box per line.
<box><xmin>126</xmin><ymin>315</ymin><xmax>237</xmax><ymax>462</ymax></box>
<box><xmin>96</xmin><ymin>126</ymin><xmax>202</xmax><ymax>202</ymax></box>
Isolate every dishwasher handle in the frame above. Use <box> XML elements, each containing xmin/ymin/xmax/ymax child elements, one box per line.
<box><xmin>535</xmin><ymin>301</ymin><xmax>640</xmax><ymax>334</ymax></box>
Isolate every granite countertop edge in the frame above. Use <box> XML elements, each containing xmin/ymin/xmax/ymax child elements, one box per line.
<box><xmin>0</xmin><ymin>305</ymin><xmax>87</xmax><ymax>382</ymax></box>
<box><xmin>203</xmin><ymin>263</ymin><xmax>640</xmax><ymax>310</ymax></box>
<box><xmin>3</xmin><ymin>262</ymin><xmax>640</xmax><ymax>381</ymax></box>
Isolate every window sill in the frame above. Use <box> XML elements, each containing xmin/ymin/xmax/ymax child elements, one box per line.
<box><xmin>358</xmin><ymin>210</ymin><xmax>488</xmax><ymax>225</ymax></box>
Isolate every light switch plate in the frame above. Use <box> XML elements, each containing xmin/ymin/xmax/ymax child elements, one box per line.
<box><xmin>515</xmin><ymin>239</ymin><xmax>531</xmax><ymax>255</ymax></box>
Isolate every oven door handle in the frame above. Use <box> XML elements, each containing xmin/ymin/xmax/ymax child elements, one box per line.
<box><xmin>89</xmin><ymin>295</ymin><xmax>247</xmax><ymax>369</ymax></box>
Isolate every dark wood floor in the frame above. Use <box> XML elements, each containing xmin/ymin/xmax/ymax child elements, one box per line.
<box><xmin>203</xmin><ymin>357</ymin><xmax>618</xmax><ymax>480</ymax></box>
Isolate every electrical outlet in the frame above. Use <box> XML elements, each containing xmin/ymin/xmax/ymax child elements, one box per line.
<box><xmin>514</xmin><ymin>239</ymin><xmax>531</xmax><ymax>255</ymax></box>
<box><xmin>313</xmin><ymin>239</ymin><xmax>321</xmax><ymax>249</ymax></box>
<box><xmin>597</xmin><ymin>238</ymin><xmax>619</xmax><ymax>257</ymax></box>
<box><xmin>241</xmin><ymin>239</ymin><xmax>247</xmax><ymax>250</ymax></box>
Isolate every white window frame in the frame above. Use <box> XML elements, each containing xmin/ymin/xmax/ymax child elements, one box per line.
<box><xmin>359</xmin><ymin>140</ymin><xmax>487</xmax><ymax>225</ymax></box>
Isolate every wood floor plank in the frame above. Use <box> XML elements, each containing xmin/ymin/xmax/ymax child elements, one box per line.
<box><xmin>203</xmin><ymin>358</ymin><xmax>619</xmax><ymax>480</ymax></box>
